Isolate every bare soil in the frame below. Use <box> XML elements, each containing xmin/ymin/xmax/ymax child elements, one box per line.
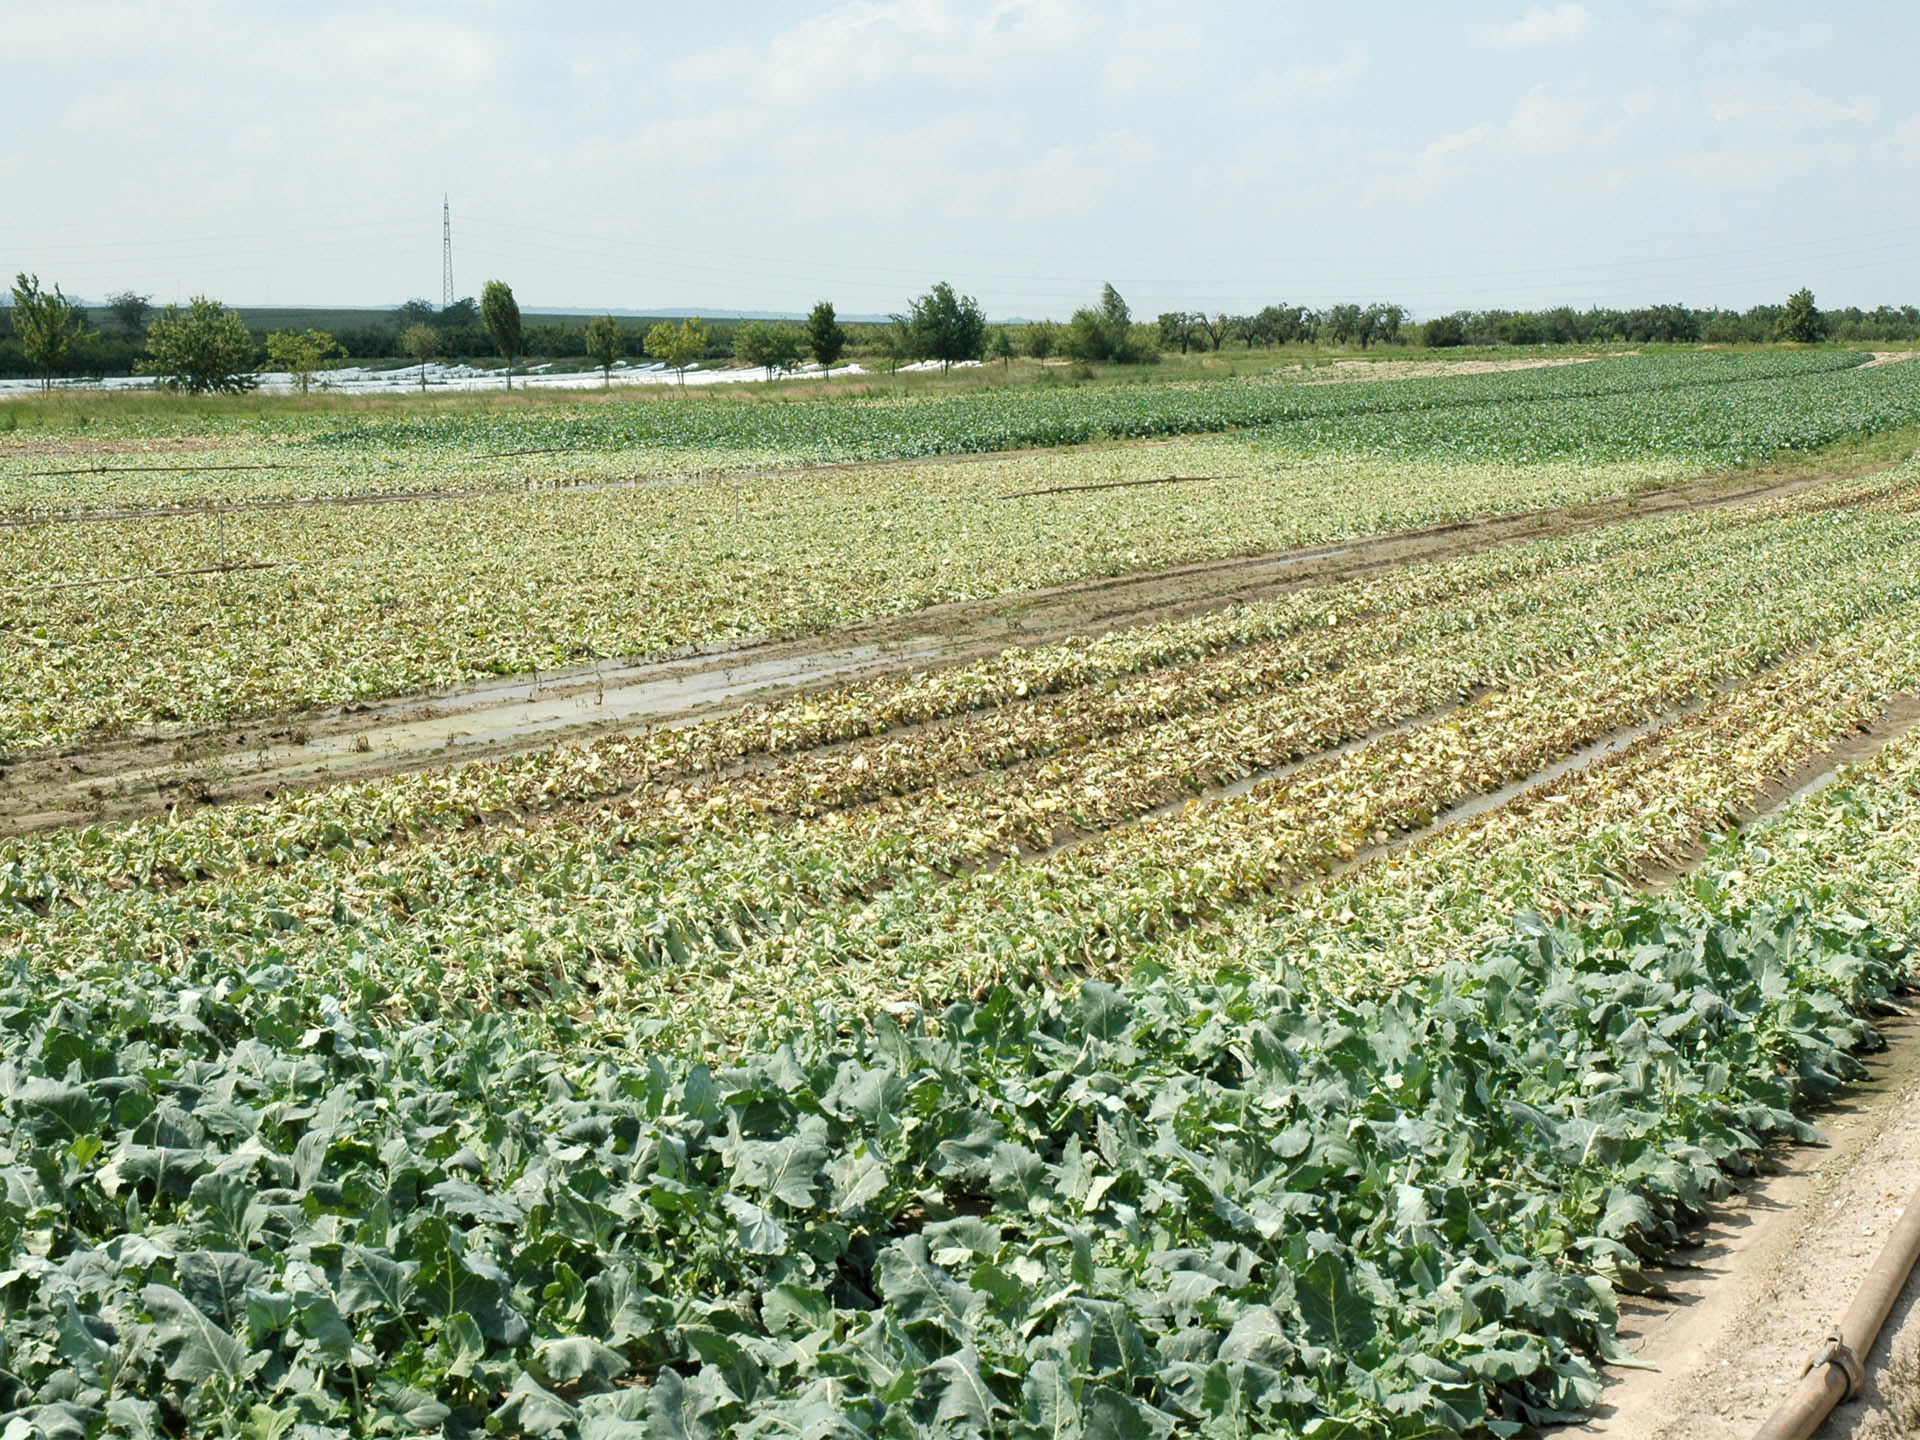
<box><xmin>1564</xmin><ymin>1012</ymin><xmax>1920</xmax><ymax>1439</ymax></box>
<box><xmin>1297</xmin><ymin>354</ymin><xmax>1604</xmax><ymax>385</ymax></box>
<box><xmin>0</xmin><ymin>464</ymin><xmax>1854</xmax><ymax>835</ymax></box>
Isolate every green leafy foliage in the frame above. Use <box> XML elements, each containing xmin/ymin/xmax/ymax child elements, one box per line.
<box><xmin>9</xmin><ymin>273</ymin><xmax>92</xmax><ymax>389</ymax></box>
<box><xmin>901</xmin><ymin>280</ymin><xmax>988</xmax><ymax>370</ymax></box>
<box><xmin>643</xmin><ymin>317</ymin><xmax>707</xmax><ymax>384</ymax></box>
<box><xmin>137</xmin><ymin>297</ymin><xmax>258</xmax><ymax>394</ymax></box>
<box><xmin>730</xmin><ymin>321</ymin><xmax>803</xmax><ymax>380</ymax></box>
<box><xmin>481</xmin><ymin>280</ymin><xmax>523</xmax><ymax>385</ymax></box>
<box><xmin>1778</xmin><ymin>287</ymin><xmax>1824</xmax><ymax>345</ymax></box>
<box><xmin>0</xmin><ymin>867</ymin><xmax>1905</xmax><ymax>1435</ymax></box>
<box><xmin>583</xmin><ymin>315</ymin><xmax>623</xmax><ymax>386</ymax></box>
<box><xmin>263</xmin><ymin>329</ymin><xmax>345</xmax><ymax>396</ymax></box>
<box><xmin>288</xmin><ymin>347</ymin><xmax>1893</xmax><ymax>471</ymax></box>
<box><xmin>804</xmin><ymin>300</ymin><xmax>847</xmax><ymax>376</ymax></box>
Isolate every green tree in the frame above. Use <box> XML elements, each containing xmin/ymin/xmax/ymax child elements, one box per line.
<box><xmin>1363</xmin><ymin>303</ymin><xmax>1405</xmax><ymax>348</ymax></box>
<box><xmin>991</xmin><ymin>326</ymin><xmax>1017</xmax><ymax>366</ymax></box>
<box><xmin>645</xmin><ymin>316</ymin><xmax>708</xmax><ymax>386</ymax></box>
<box><xmin>395</xmin><ymin>298</ymin><xmax>439</xmax><ymax>328</ymax></box>
<box><xmin>1325</xmin><ymin>303</ymin><xmax>1364</xmax><ymax>347</ymax></box>
<box><xmin>1777</xmin><ymin>287</ymin><xmax>1823</xmax><ymax>344</ymax></box>
<box><xmin>878</xmin><ymin>317</ymin><xmax>912</xmax><ymax>374</ymax></box>
<box><xmin>9</xmin><ymin>274</ymin><xmax>92</xmax><ymax>390</ymax></box>
<box><xmin>583</xmin><ymin>313</ymin><xmax>623</xmax><ymax>386</ymax></box>
<box><xmin>1157</xmin><ymin>312</ymin><xmax>1197</xmax><ymax>354</ymax></box>
<box><xmin>1063</xmin><ymin>284</ymin><xmax>1152</xmax><ymax>365</ymax></box>
<box><xmin>265</xmin><ymin>328</ymin><xmax>344</xmax><ymax>395</ymax></box>
<box><xmin>480</xmin><ymin>279</ymin><xmax>522</xmax><ymax>388</ymax></box>
<box><xmin>104</xmin><ymin>290</ymin><xmax>152</xmax><ymax>336</ymax></box>
<box><xmin>400</xmin><ymin>323</ymin><xmax>440</xmax><ymax>390</ymax></box>
<box><xmin>1258</xmin><ymin>303</ymin><xmax>1304</xmax><ymax>346</ymax></box>
<box><xmin>138</xmin><ymin>296</ymin><xmax>257</xmax><ymax>393</ymax></box>
<box><xmin>902</xmin><ymin>281</ymin><xmax>987</xmax><ymax>370</ymax></box>
<box><xmin>1423</xmin><ymin>314</ymin><xmax>1467</xmax><ymax>348</ymax></box>
<box><xmin>804</xmin><ymin>301</ymin><xmax>847</xmax><ymax>376</ymax></box>
<box><xmin>732</xmin><ymin>320</ymin><xmax>803</xmax><ymax>380</ymax></box>
<box><xmin>1024</xmin><ymin>320</ymin><xmax>1059</xmax><ymax>360</ymax></box>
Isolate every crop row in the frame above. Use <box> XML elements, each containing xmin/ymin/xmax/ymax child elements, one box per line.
<box><xmin>0</xmin><ymin>350</ymin><xmax>1861</xmax><ymax>520</ymax></box>
<box><xmin>12</xmin><ymin>354</ymin><xmax>1920</xmax><ymax>749</ymax></box>
<box><xmin>1186</xmin><ymin>627</ymin><xmax>1920</xmax><ymax>995</ymax></box>
<box><xmin>304</xmin><ymin>348</ymin><xmax>1870</xmax><ymax>463</ymax></box>
<box><xmin>16</xmin><ymin>467</ymin><xmax>1913</xmax><ymax>892</ymax></box>
<box><xmin>15</xmin><ymin>471</ymin><xmax>1911</xmax><ymax>903</ymax></box>
<box><xmin>0</xmin><ymin>783</ymin><xmax>1911</xmax><ymax>1435</ymax></box>
<box><xmin>0</xmin><ymin>445</ymin><xmax>1693</xmax><ymax>753</ymax></box>
<box><xmin>1722</xmin><ymin>723</ymin><xmax>1920</xmax><ymax>934</ymax></box>
<box><xmin>13</xmin><ymin>484</ymin><xmax>1920</xmax><ymax>1060</ymax></box>
<box><xmin>686</xmin><ymin>591</ymin><xmax>1920</xmax><ymax>1046</ymax></box>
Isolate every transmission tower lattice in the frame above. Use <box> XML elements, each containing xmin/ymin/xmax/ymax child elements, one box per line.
<box><xmin>441</xmin><ymin>196</ymin><xmax>454</xmax><ymax>309</ymax></box>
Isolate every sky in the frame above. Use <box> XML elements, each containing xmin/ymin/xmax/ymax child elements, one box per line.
<box><xmin>5</xmin><ymin>0</ymin><xmax>1917</xmax><ymax>319</ymax></box>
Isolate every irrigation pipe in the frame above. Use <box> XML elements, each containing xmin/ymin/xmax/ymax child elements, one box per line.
<box><xmin>1753</xmin><ymin>1181</ymin><xmax>1920</xmax><ymax>1440</ymax></box>
<box><xmin>23</xmin><ymin>462</ymin><xmax>288</xmax><ymax>477</ymax></box>
<box><xmin>999</xmin><ymin>472</ymin><xmax>1229</xmax><ymax>499</ymax></box>
<box><xmin>7</xmin><ymin>561</ymin><xmax>278</xmax><ymax>597</ymax></box>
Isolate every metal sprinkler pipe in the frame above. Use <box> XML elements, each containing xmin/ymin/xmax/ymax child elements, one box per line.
<box><xmin>1754</xmin><ymin>1181</ymin><xmax>1920</xmax><ymax>1440</ymax></box>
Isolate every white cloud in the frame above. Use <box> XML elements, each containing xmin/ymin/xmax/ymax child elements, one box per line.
<box><xmin>662</xmin><ymin>0</ymin><xmax>1095</xmax><ymax>105</ymax></box>
<box><xmin>1887</xmin><ymin>116</ymin><xmax>1920</xmax><ymax>159</ymax></box>
<box><xmin>1098</xmin><ymin>17</ymin><xmax>1212</xmax><ymax>100</ymax></box>
<box><xmin>1414</xmin><ymin>122</ymin><xmax>1494</xmax><ymax>180</ymax></box>
<box><xmin>1709</xmin><ymin>21</ymin><xmax>1833</xmax><ymax>65</ymax></box>
<box><xmin>1467</xmin><ymin>4</ymin><xmax>1595</xmax><ymax>50</ymax></box>
<box><xmin>1703</xmin><ymin>76</ymin><xmax>1879</xmax><ymax>131</ymax></box>
<box><xmin>1235</xmin><ymin>44</ymin><xmax>1370</xmax><ymax>107</ymax></box>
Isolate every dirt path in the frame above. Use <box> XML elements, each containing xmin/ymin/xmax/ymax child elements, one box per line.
<box><xmin>1556</xmin><ymin>699</ymin><xmax>1920</xmax><ymax>1439</ymax></box>
<box><xmin>0</xmin><ymin>466</ymin><xmax>1866</xmax><ymax>834</ymax></box>
<box><xmin>1564</xmin><ymin>1014</ymin><xmax>1920</xmax><ymax>1439</ymax></box>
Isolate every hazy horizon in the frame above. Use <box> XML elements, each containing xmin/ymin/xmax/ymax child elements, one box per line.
<box><xmin>6</xmin><ymin>1</ymin><xmax>1917</xmax><ymax>319</ymax></box>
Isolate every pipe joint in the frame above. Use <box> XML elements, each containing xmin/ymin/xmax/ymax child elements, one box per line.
<box><xmin>1801</xmin><ymin>1330</ymin><xmax>1866</xmax><ymax>1402</ymax></box>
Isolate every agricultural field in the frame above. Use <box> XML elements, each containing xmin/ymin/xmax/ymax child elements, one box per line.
<box><xmin>7</xmin><ymin>350</ymin><xmax>1920</xmax><ymax>755</ymax></box>
<box><xmin>4</xmin><ymin>353</ymin><xmax>1920</xmax><ymax>1436</ymax></box>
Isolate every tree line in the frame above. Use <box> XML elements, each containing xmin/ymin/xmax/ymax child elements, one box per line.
<box><xmin>5</xmin><ymin>270</ymin><xmax>1919</xmax><ymax>389</ymax></box>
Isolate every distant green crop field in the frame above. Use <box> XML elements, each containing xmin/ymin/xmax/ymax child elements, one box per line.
<box><xmin>1</xmin><ymin>349</ymin><xmax>1905</xmax><ymax>518</ymax></box>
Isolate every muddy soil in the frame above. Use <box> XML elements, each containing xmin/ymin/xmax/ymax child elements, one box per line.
<box><xmin>0</xmin><ymin>465</ymin><xmax>1865</xmax><ymax>835</ymax></box>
